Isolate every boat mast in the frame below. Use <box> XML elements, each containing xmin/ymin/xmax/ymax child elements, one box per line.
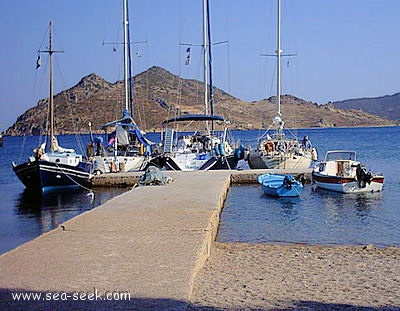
<box><xmin>123</xmin><ymin>0</ymin><xmax>131</xmax><ymax>115</ymax></box>
<box><xmin>202</xmin><ymin>0</ymin><xmax>209</xmax><ymax>118</ymax></box>
<box><xmin>49</xmin><ymin>22</ymin><xmax>55</xmax><ymax>149</ymax></box>
<box><xmin>40</xmin><ymin>22</ymin><xmax>63</xmax><ymax>152</ymax></box>
<box><xmin>276</xmin><ymin>0</ymin><xmax>282</xmax><ymax>116</ymax></box>
<box><xmin>203</xmin><ymin>0</ymin><xmax>214</xmax><ymax>133</ymax></box>
<box><xmin>274</xmin><ymin>0</ymin><xmax>296</xmax><ymax>117</ymax></box>
<box><xmin>206</xmin><ymin>0</ymin><xmax>214</xmax><ymax>132</ymax></box>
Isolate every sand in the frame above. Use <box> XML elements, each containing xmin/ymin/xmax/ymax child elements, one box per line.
<box><xmin>189</xmin><ymin>242</ymin><xmax>400</xmax><ymax>310</ymax></box>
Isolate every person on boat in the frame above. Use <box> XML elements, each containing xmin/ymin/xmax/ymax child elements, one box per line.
<box><xmin>94</xmin><ymin>137</ymin><xmax>104</xmax><ymax>156</ymax></box>
<box><xmin>301</xmin><ymin>136</ymin><xmax>312</xmax><ymax>150</ymax></box>
<box><xmin>86</xmin><ymin>142</ymin><xmax>94</xmax><ymax>158</ymax></box>
<box><xmin>34</xmin><ymin>145</ymin><xmax>43</xmax><ymax>160</ymax></box>
<box><xmin>107</xmin><ymin>136</ymin><xmax>115</xmax><ymax>146</ymax></box>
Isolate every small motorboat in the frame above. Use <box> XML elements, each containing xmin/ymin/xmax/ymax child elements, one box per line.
<box><xmin>258</xmin><ymin>173</ymin><xmax>303</xmax><ymax>197</ymax></box>
<box><xmin>312</xmin><ymin>150</ymin><xmax>384</xmax><ymax>193</ymax></box>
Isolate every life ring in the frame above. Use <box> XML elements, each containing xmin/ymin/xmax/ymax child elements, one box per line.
<box><xmin>265</xmin><ymin>141</ymin><xmax>275</xmax><ymax>153</ymax></box>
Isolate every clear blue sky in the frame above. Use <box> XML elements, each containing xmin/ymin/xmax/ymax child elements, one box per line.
<box><xmin>1</xmin><ymin>0</ymin><xmax>399</xmax><ymax>129</ymax></box>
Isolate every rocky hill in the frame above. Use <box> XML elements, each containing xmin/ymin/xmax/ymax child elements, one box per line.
<box><xmin>333</xmin><ymin>93</ymin><xmax>400</xmax><ymax>121</ymax></box>
<box><xmin>6</xmin><ymin>66</ymin><xmax>396</xmax><ymax>136</ymax></box>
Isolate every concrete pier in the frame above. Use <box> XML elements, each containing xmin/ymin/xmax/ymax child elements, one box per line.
<box><xmin>91</xmin><ymin>168</ymin><xmax>312</xmax><ymax>187</ymax></box>
<box><xmin>0</xmin><ymin>169</ymin><xmax>311</xmax><ymax>310</ymax></box>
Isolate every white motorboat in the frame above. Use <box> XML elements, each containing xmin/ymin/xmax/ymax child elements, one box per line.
<box><xmin>312</xmin><ymin>150</ymin><xmax>384</xmax><ymax>193</ymax></box>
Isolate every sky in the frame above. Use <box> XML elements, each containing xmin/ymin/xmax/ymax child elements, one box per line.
<box><xmin>1</xmin><ymin>0</ymin><xmax>400</xmax><ymax>129</ymax></box>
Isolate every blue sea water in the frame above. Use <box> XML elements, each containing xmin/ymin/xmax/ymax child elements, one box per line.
<box><xmin>219</xmin><ymin>126</ymin><xmax>400</xmax><ymax>247</ymax></box>
<box><xmin>0</xmin><ymin>127</ymin><xmax>399</xmax><ymax>254</ymax></box>
<box><xmin>0</xmin><ymin>133</ymin><xmax>160</xmax><ymax>255</ymax></box>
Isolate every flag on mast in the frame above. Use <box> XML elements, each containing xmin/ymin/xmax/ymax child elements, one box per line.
<box><xmin>36</xmin><ymin>55</ymin><xmax>41</xmax><ymax>69</ymax></box>
<box><xmin>185</xmin><ymin>47</ymin><xmax>191</xmax><ymax>65</ymax></box>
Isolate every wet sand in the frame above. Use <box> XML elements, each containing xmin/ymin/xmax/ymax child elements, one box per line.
<box><xmin>189</xmin><ymin>242</ymin><xmax>400</xmax><ymax>310</ymax></box>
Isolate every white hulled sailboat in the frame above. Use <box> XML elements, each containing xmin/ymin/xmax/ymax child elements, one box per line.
<box><xmin>90</xmin><ymin>0</ymin><xmax>153</xmax><ymax>174</ymax></box>
<box><xmin>247</xmin><ymin>0</ymin><xmax>317</xmax><ymax>170</ymax></box>
<box><xmin>150</xmin><ymin>0</ymin><xmax>242</xmax><ymax>171</ymax></box>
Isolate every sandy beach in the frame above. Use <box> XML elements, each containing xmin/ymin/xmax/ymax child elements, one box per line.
<box><xmin>189</xmin><ymin>242</ymin><xmax>400</xmax><ymax>310</ymax></box>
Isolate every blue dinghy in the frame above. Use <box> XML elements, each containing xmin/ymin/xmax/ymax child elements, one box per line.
<box><xmin>258</xmin><ymin>174</ymin><xmax>303</xmax><ymax>197</ymax></box>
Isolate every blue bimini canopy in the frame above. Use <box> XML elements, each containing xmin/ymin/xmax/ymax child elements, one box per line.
<box><xmin>101</xmin><ymin>109</ymin><xmax>154</xmax><ymax>146</ymax></box>
<box><xmin>128</xmin><ymin>127</ymin><xmax>154</xmax><ymax>146</ymax></box>
<box><xmin>101</xmin><ymin>109</ymin><xmax>135</xmax><ymax>129</ymax></box>
<box><xmin>162</xmin><ymin>114</ymin><xmax>225</xmax><ymax>124</ymax></box>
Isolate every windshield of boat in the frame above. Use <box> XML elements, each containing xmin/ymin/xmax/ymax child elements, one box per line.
<box><xmin>325</xmin><ymin>151</ymin><xmax>356</xmax><ymax>161</ymax></box>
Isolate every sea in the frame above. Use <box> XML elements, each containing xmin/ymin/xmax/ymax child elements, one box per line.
<box><xmin>219</xmin><ymin>126</ymin><xmax>400</xmax><ymax>247</ymax></box>
<box><xmin>0</xmin><ymin>132</ymin><xmax>158</xmax><ymax>255</ymax></box>
<box><xmin>0</xmin><ymin>127</ymin><xmax>399</xmax><ymax>254</ymax></box>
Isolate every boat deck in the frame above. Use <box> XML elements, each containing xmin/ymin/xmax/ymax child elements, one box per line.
<box><xmin>0</xmin><ymin>169</ymin><xmax>311</xmax><ymax>310</ymax></box>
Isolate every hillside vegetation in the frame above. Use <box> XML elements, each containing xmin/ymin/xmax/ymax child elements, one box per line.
<box><xmin>6</xmin><ymin>66</ymin><xmax>396</xmax><ymax>136</ymax></box>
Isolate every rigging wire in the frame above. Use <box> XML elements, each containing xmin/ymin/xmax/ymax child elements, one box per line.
<box><xmin>126</xmin><ymin>0</ymin><xmax>134</xmax><ymax>118</ymax></box>
<box><xmin>49</xmin><ymin>26</ymin><xmax>91</xmax><ymax>156</ymax></box>
<box><xmin>139</xmin><ymin>40</ymin><xmax>149</xmax><ymax>130</ymax></box>
<box><xmin>174</xmin><ymin>0</ymin><xmax>185</xmax><ymax>134</ymax></box>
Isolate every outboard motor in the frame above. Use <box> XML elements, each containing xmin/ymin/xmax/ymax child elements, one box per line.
<box><xmin>283</xmin><ymin>175</ymin><xmax>295</xmax><ymax>189</ymax></box>
<box><xmin>356</xmin><ymin>164</ymin><xmax>372</xmax><ymax>188</ymax></box>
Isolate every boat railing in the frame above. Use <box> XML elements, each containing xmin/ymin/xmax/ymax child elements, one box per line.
<box><xmin>325</xmin><ymin>150</ymin><xmax>356</xmax><ymax>162</ymax></box>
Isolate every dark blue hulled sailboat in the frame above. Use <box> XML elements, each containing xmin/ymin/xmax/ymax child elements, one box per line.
<box><xmin>12</xmin><ymin>22</ymin><xmax>93</xmax><ymax>192</ymax></box>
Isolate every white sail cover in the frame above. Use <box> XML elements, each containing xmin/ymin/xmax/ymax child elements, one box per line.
<box><xmin>116</xmin><ymin>125</ymin><xmax>129</xmax><ymax>146</ymax></box>
<box><xmin>51</xmin><ymin>136</ymin><xmax>75</xmax><ymax>153</ymax></box>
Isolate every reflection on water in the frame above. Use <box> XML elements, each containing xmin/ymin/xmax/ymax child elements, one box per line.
<box><xmin>1</xmin><ymin>187</ymin><xmax>129</xmax><ymax>254</ymax></box>
<box><xmin>2</xmin><ymin>128</ymin><xmax>400</xmax><ymax>251</ymax></box>
<box><xmin>218</xmin><ymin>184</ymin><xmax>398</xmax><ymax>247</ymax></box>
<box><xmin>16</xmin><ymin>188</ymin><xmax>93</xmax><ymax>232</ymax></box>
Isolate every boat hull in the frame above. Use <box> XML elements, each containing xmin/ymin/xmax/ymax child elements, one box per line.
<box><xmin>248</xmin><ymin>150</ymin><xmax>313</xmax><ymax>170</ymax></box>
<box><xmin>92</xmin><ymin>155</ymin><xmax>149</xmax><ymax>173</ymax></box>
<box><xmin>12</xmin><ymin>160</ymin><xmax>93</xmax><ymax>192</ymax></box>
<box><xmin>258</xmin><ymin>174</ymin><xmax>303</xmax><ymax>197</ymax></box>
<box><xmin>150</xmin><ymin>153</ymin><xmax>239</xmax><ymax>171</ymax></box>
<box><xmin>312</xmin><ymin>172</ymin><xmax>384</xmax><ymax>193</ymax></box>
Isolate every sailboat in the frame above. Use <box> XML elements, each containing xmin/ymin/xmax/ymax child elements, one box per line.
<box><xmin>150</xmin><ymin>0</ymin><xmax>243</xmax><ymax>171</ymax></box>
<box><xmin>90</xmin><ymin>0</ymin><xmax>153</xmax><ymax>174</ymax></box>
<box><xmin>12</xmin><ymin>22</ymin><xmax>93</xmax><ymax>192</ymax></box>
<box><xmin>246</xmin><ymin>0</ymin><xmax>317</xmax><ymax>170</ymax></box>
